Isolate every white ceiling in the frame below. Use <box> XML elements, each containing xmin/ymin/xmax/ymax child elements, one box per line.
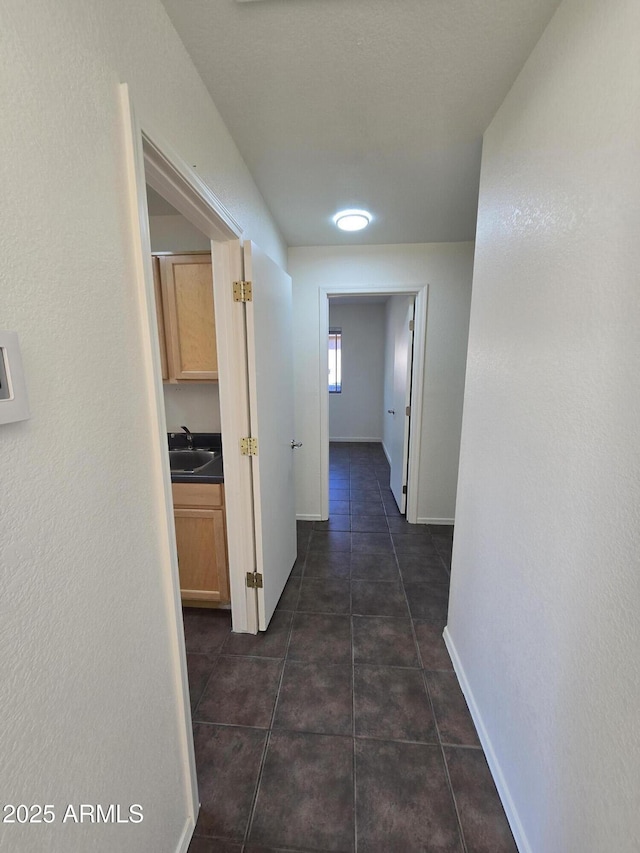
<box><xmin>160</xmin><ymin>0</ymin><xmax>561</xmax><ymax>247</ymax></box>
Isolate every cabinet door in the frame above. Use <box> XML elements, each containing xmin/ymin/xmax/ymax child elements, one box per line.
<box><xmin>160</xmin><ymin>253</ymin><xmax>218</xmax><ymax>381</ymax></box>
<box><xmin>152</xmin><ymin>256</ymin><xmax>169</xmax><ymax>381</ymax></box>
<box><xmin>174</xmin><ymin>507</ymin><xmax>229</xmax><ymax>602</ymax></box>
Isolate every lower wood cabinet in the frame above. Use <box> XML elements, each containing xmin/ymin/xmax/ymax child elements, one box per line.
<box><xmin>171</xmin><ymin>482</ymin><xmax>229</xmax><ymax>606</ymax></box>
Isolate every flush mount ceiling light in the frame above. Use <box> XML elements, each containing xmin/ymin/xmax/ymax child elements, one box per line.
<box><xmin>333</xmin><ymin>209</ymin><xmax>372</xmax><ymax>232</ymax></box>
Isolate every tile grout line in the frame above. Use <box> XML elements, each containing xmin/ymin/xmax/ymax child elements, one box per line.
<box><xmin>205</xmin><ymin>729</ymin><xmax>272</xmax><ymax>849</ymax></box>
<box><xmin>436</xmin><ymin>701</ymin><xmax>470</xmax><ymax>853</ymax></box>
<box><xmin>192</xmin><ymin>718</ymin><xmax>458</xmax><ymax>748</ymax></box>
<box><xmin>242</xmin><ymin>534</ymin><xmax>300</xmax><ymax>850</ymax></box>
<box><xmin>349</xmin><ymin>447</ymin><xmax>392</xmax><ymax>853</ymax></box>
<box><xmin>342</xmin><ymin>450</ymin><xmax>359</xmax><ymax>853</ymax></box>
<box><xmin>421</xmin><ymin>665</ymin><xmax>469</xmax><ymax>853</ymax></box>
<box><xmin>350</xmin><ymin>527</ymin><xmax>358</xmax><ymax>853</ymax></box>
<box><xmin>191</xmin><ymin>719</ymin><xmax>271</xmax><ymax>732</ymax></box>
<box><xmin>392</xmin><ymin>511</ymin><xmax>469</xmax><ymax>853</ymax></box>
<box><xmin>189</xmin><ymin>652</ymin><xmax>220</xmax><ymax>722</ymax></box>
<box><xmin>348</xmin><ymin>448</ymin><xmax>358</xmax><ymax>853</ymax></box>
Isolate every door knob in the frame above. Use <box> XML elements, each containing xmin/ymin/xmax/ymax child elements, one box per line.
<box><xmin>387</xmin><ymin>409</ymin><xmax>396</xmax><ymax>415</ymax></box>
<box><xmin>291</xmin><ymin>440</ymin><xmax>303</xmax><ymax>449</ymax></box>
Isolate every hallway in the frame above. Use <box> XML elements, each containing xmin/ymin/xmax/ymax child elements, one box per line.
<box><xmin>186</xmin><ymin>442</ymin><xmax>516</xmax><ymax>852</ymax></box>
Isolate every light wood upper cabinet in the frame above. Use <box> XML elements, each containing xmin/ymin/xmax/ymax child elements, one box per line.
<box><xmin>172</xmin><ymin>482</ymin><xmax>229</xmax><ymax>605</ymax></box>
<box><xmin>152</xmin><ymin>256</ymin><xmax>169</xmax><ymax>381</ymax></box>
<box><xmin>157</xmin><ymin>253</ymin><xmax>218</xmax><ymax>382</ymax></box>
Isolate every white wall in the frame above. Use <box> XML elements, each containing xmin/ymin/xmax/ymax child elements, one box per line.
<box><xmin>447</xmin><ymin>1</ymin><xmax>640</xmax><ymax>851</ymax></box>
<box><xmin>149</xmin><ymin>214</ymin><xmax>212</xmax><ymax>253</ymax></box>
<box><xmin>328</xmin><ymin>302</ymin><xmax>385</xmax><ymax>441</ymax></box>
<box><xmin>289</xmin><ymin>243</ymin><xmax>473</xmax><ymax>523</ymax></box>
<box><xmin>0</xmin><ymin>1</ymin><xmax>284</xmax><ymax>851</ymax></box>
<box><xmin>163</xmin><ymin>385</ymin><xmax>221</xmax><ymax>433</ymax></box>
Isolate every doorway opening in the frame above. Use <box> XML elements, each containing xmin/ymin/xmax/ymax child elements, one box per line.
<box><xmin>145</xmin><ymin>185</ymin><xmax>231</xmax><ymax>608</ymax></box>
<box><xmin>122</xmin><ymin>84</ymin><xmax>297</xmax><ymax>641</ymax></box>
<box><xmin>126</xmin><ymin>109</ymin><xmax>256</xmax><ymax>633</ymax></box>
<box><xmin>319</xmin><ymin>285</ymin><xmax>428</xmax><ymax>524</ymax></box>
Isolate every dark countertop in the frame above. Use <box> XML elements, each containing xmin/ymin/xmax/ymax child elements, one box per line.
<box><xmin>168</xmin><ymin>431</ymin><xmax>224</xmax><ymax>484</ymax></box>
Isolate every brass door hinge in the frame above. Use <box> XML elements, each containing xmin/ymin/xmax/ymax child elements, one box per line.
<box><xmin>402</xmin><ymin>485</ymin><xmax>407</xmax><ymax>495</ymax></box>
<box><xmin>406</xmin><ymin>405</ymin><xmax>411</xmax><ymax>416</ymax></box>
<box><xmin>246</xmin><ymin>571</ymin><xmax>263</xmax><ymax>589</ymax></box>
<box><xmin>409</xmin><ymin>320</ymin><xmax>414</xmax><ymax>332</ymax></box>
<box><xmin>233</xmin><ymin>280</ymin><xmax>253</xmax><ymax>302</ymax></box>
<box><xmin>240</xmin><ymin>436</ymin><xmax>258</xmax><ymax>456</ymax></box>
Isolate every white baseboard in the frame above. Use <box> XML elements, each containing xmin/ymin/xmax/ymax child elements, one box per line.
<box><xmin>329</xmin><ymin>436</ymin><xmax>383</xmax><ymax>443</ymax></box>
<box><xmin>381</xmin><ymin>441</ymin><xmax>392</xmax><ymax>466</ymax></box>
<box><xmin>296</xmin><ymin>513</ymin><xmax>322</xmax><ymax>522</ymax></box>
<box><xmin>176</xmin><ymin>817</ymin><xmax>196</xmax><ymax>853</ymax></box>
<box><xmin>443</xmin><ymin>627</ymin><xmax>530</xmax><ymax>853</ymax></box>
<box><xmin>417</xmin><ymin>517</ymin><xmax>454</xmax><ymax>526</ymax></box>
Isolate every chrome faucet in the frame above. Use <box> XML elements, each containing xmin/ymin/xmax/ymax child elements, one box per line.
<box><xmin>181</xmin><ymin>425</ymin><xmax>194</xmax><ymax>450</ymax></box>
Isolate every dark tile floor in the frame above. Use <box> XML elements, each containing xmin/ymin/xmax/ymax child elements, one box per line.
<box><xmin>185</xmin><ymin>442</ymin><xmax>516</xmax><ymax>853</ymax></box>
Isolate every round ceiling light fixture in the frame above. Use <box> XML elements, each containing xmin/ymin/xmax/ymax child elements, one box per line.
<box><xmin>333</xmin><ymin>209</ymin><xmax>372</xmax><ymax>232</ymax></box>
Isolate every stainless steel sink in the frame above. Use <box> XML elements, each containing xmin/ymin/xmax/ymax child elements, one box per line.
<box><xmin>169</xmin><ymin>448</ymin><xmax>219</xmax><ymax>472</ymax></box>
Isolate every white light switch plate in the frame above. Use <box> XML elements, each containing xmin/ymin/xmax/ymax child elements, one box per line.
<box><xmin>0</xmin><ymin>331</ymin><xmax>30</xmax><ymax>424</ymax></box>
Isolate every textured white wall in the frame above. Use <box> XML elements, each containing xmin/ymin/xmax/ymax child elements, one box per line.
<box><xmin>0</xmin><ymin>1</ymin><xmax>284</xmax><ymax>850</ymax></box>
<box><xmin>328</xmin><ymin>303</ymin><xmax>385</xmax><ymax>441</ymax></box>
<box><xmin>149</xmin><ymin>214</ymin><xmax>212</xmax><ymax>254</ymax></box>
<box><xmin>163</xmin><ymin>385</ymin><xmax>221</xmax><ymax>433</ymax></box>
<box><xmin>289</xmin><ymin>243</ymin><xmax>473</xmax><ymax>523</ymax></box>
<box><xmin>447</xmin><ymin>0</ymin><xmax>640</xmax><ymax>851</ymax></box>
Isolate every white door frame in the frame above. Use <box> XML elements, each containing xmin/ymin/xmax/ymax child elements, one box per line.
<box><xmin>319</xmin><ymin>284</ymin><xmax>429</xmax><ymax>524</ymax></box>
<box><xmin>120</xmin><ymin>82</ymin><xmax>259</xmax><ymax>848</ymax></box>
<box><xmin>121</xmin><ymin>87</ymin><xmax>258</xmax><ymax>635</ymax></box>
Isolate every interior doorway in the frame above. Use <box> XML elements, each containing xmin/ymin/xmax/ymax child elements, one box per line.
<box><xmin>122</xmin><ymin>84</ymin><xmax>298</xmax><ymax>643</ymax></box>
<box><xmin>326</xmin><ymin>294</ymin><xmax>415</xmax><ymax>513</ymax></box>
<box><xmin>319</xmin><ymin>284</ymin><xmax>428</xmax><ymax>524</ymax></box>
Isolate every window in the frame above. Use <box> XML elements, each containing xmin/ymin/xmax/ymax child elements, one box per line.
<box><xmin>328</xmin><ymin>328</ymin><xmax>342</xmax><ymax>393</ymax></box>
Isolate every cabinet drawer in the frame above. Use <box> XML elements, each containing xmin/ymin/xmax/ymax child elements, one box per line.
<box><xmin>172</xmin><ymin>482</ymin><xmax>224</xmax><ymax>508</ymax></box>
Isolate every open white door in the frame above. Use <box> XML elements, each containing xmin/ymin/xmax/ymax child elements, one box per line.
<box><xmin>244</xmin><ymin>241</ymin><xmax>297</xmax><ymax>630</ymax></box>
<box><xmin>389</xmin><ymin>298</ymin><xmax>415</xmax><ymax>513</ymax></box>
